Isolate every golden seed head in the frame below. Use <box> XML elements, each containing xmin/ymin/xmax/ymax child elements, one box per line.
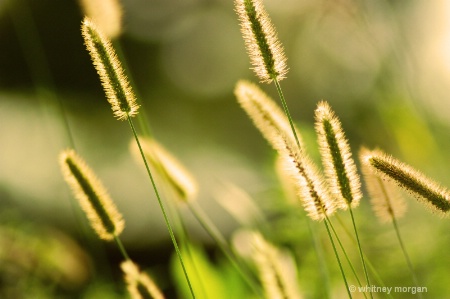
<box><xmin>79</xmin><ymin>0</ymin><xmax>123</xmax><ymax>38</ymax></box>
<box><xmin>362</xmin><ymin>148</ymin><xmax>450</xmax><ymax>216</ymax></box>
<box><xmin>121</xmin><ymin>260</ymin><xmax>165</xmax><ymax>299</ymax></box>
<box><xmin>235</xmin><ymin>81</ymin><xmax>334</xmax><ymax>221</ymax></box>
<box><xmin>315</xmin><ymin>101</ymin><xmax>362</xmax><ymax>209</ymax></box>
<box><xmin>235</xmin><ymin>0</ymin><xmax>288</xmax><ymax>83</ymax></box>
<box><xmin>130</xmin><ymin>137</ymin><xmax>198</xmax><ymax>202</ymax></box>
<box><xmin>59</xmin><ymin>149</ymin><xmax>124</xmax><ymax>240</ymax></box>
<box><xmin>250</xmin><ymin>232</ymin><xmax>302</xmax><ymax>299</ymax></box>
<box><xmin>81</xmin><ymin>17</ymin><xmax>139</xmax><ymax>120</ymax></box>
<box><xmin>359</xmin><ymin>147</ymin><xmax>407</xmax><ymax>223</ymax></box>
<box><xmin>235</xmin><ymin>80</ymin><xmax>300</xmax><ymax>149</ymax></box>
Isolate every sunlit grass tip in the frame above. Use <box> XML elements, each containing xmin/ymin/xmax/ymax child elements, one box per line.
<box><xmin>234</xmin><ymin>80</ymin><xmax>301</xmax><ymax>149</ymax></box>
<box><xmin>361</xmin><ymin>149</ymin><xmax>450</xmax><ymax>216</ymax></box>
<box><xmin>249</xmin><ymin>232</ymin><xmax>303</xmax><ymax>299</ymax></box>
<box><xmin>79</xmin><ymin>0</ymin><xmax>123</xmax><ymax>38</ymax></box>
<box><xmin>359</xmin><ymin>147</ymin><xmax>407</xmax><ymax>223</ymax></box>
<box><xmin>130</xmin><ymin>137</ymin><xmax>198</xmax><ymax>202</ymax></box>
<box><xmin>59</xmin><ymin>149</ymin><xmax>124</xmax><ymax>240</ymax></box>
<box><xmin>315</xmin><ymin>101</ymin><xmax>362</xmax><ymax>209</ymax></box>
<box><xmin>121</xmin><ymin>260</ymin><xmax>165</xmax><ymax>299</ymax></box>
<box><xmin>235</xmin><ymin>81</ymin><xmax>333</xmax><ymax>221</ymax></box>
<box><xmin>234</xmin><ymin>0</ymin><xmax>288</xmax><ymax>83</ymax></box>
<box><xmin>81</xmin><ymin>17</ymin><xmax>139</xmax><ymax>120</ymax></box>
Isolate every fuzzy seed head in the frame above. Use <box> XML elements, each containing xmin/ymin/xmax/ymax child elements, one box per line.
<box><xmin>235</xmin><ymin>0</ymin><xmax>288</xmax><ymax>83</ymax></box>
<box><xmin>59</xmin><ymin>149</ymin><xmax>124</xmax><ymax>240</ymax></box>
<box><xmin>130</xmin><ymin>138</ymin><xmax>198</xmax><ymax>202</ymax></box>
<box><xmin>250</xmin><ymin>232</ymin><xmax>302</xmax><ymax>299</ymax></box>
<box><xmin>121</xmin><ymin>260</ymin><xmax>165</xmax><ymax>299</ymax></box>
<box><xmin>235</xmin><ymin>80</ymin><xmax>301</xmax><ymax>150</ymax></box>
<box><xmin>235</xmin><ymin>81</ymin><xmax>334</xmax><ymax>221</ymax></box>
<box><xmin>315</xmin><ymin>101</ymin><xmax>362</xmax><ymax>209</ymax></box>
<box><xmin>362</xmin><ymin>149</ymin><xmax>450</xmax><ymax>216</ymax></box>
<box><xmin>81</xmin><ymin>17</ymin><xmax>139</xmax><ymax>120</ymax></box>
<box><xmin>79</xmin><ymin>0</ymin><xmax>123</xmax><ymax>38</ymax></box>
<box><xmin>359</xmin><ymin>148</ymin><xmax>406</xmax><ymax>223</ymax></box>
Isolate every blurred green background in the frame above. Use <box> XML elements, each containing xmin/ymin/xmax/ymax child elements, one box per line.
<box><xmin>1</xmin><ymin>0</ymin><xmax>450</xmax><ymax>298</ymax></box>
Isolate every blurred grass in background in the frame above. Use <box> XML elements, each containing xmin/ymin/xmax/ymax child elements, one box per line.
<box><xmin>0</xmin><ymin>0</ymin><xmax>450</xmax><ymax>297</ymax></box>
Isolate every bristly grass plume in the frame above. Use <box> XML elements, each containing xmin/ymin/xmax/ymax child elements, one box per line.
<box><xmin>81</xmin><ymin>17</ymin><xmax>139</xmax><ymax>120</ymax></box>
<box><xmin>235</xmin><ymin>81</ymin><xmax>334</xmax><ymax>221</ymax></box>
<box><xmin>59</xmin><ymin>149</ymin><xmax>124</xmax><ymax>241</ymax></box>
<box><xmin>130</xmin><ymin>137</ymin><xmax>198</xmax><ymax>203</ymax></box>
<box><xmin>362</xmin><ymin>149</ymin><xmax>450</xmax><ymax>215</ymax></box>
<box><xmin>315</xmin><ymin>101</ymin><xmax>362</xmax><ymax>209</ymax></box>
<box><xmin>234</xmin><ymin>0</ymin><xmax>287</xmax><ymax>83</ymax></box>
<box><xmin>121</xmin><ymin>260</ymin><xmax>165</xmax><ymax>299</ymax></box>
<box><xmin>250</xmin><ymin>232</ymin><xmax>302</xmax><ymax>299</ymax></box>
<box><xmin>360</xmin><ymin>148</ymin><xmax>407</xmax><ymax>223</ymax></box>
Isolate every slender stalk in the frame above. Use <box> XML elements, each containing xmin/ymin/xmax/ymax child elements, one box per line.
<box><xmin>349</xmin><ymin>208</ymin><xmax>373</xmax><ymax>299</ymax></box>
<box><xmin>306</xmin><ymin>218</ymin><xmax>331</xmax><ymax>299</ymax></box>
<box><xmin>127</xmin><ymin>116</ymin><xmax>196</xmax><ymax>299</ymax></box>
<box><xmin>326</xmin><ymin>218</ymin><xmax>367</xmax><ymax>299</ymax></box>
<box><xmin>113</xmin><ymin>234</ymin><xmax>130</xmax><ymax>261</ymax></box>
<box><xmin>188</xmin><ymin>202</ymin><xmax>263</xmax><ymax>297</ymax></box>
<box><xmin>273</xmin><ymin>78</ymin><xmax>301</xmax><ymax>150</ymax></box>
<box><xmin>391</xmin><ymin>216</ymin><xmax>423</xmax><ymax>299</ymax></box>
<box><xmin>378</xmin><ymin>177</ymin><xmax>422</xmax><ymax>298</ymax></box>
<box><xmin>323</xmin><ymin>217</ymin><xmax>352</xmax><ymax>299</ymax></box>
<box><xmin>335</xmin><ymin>214</ymin><xmax>393</xmax><ymax>299</ymax></box>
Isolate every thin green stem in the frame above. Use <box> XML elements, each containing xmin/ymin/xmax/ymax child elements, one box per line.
<box><xmin>323</xmin><ymin>218</ymin><xmax>353</xmax><ymax>299</ymax></box>
<box><xmin>327</xmin><ymin>218</ymin><xmax>367</xmax><ymax>299</ymax></box>
<box><xmin>188</xmin><ymin>201</ymin><xmax>263</xmax><ymax>297</ymax></box>
<box><xmin>377</xmin><ymin>177</ymin><xmax>422</xmax><ymax>298</ymax></box>
<box><xmin>391</xmin><ymin>216</ymin><xmax>422</xmax><ymax>299</ymax></box>
<box><xmin>305</xmin><ymin>218</ymin><xmax>331</xmax><ymax>299</ymax></box>
<box><xmin>113</xmin><ymin>234</ymin><xmax>130</xmax><ymax>261</ymax></box>
<box><xmin>273</xmin><ymin>78</ymin><xmax>301</xmax><ymax>150</ymax></box>
<box><xmin>127</xmin><ymin>116</ymin><xmax>196</xmax><ymax>299</ymax></box>
<box><xmin>335</xmin><ymin>214</ymin><xmax>393</xmax><ymax>299</ymax></box>
<box><xmin>349</xmin><ymin>208</ymin><xmax>373</xmax><ymax>299</ymax></box>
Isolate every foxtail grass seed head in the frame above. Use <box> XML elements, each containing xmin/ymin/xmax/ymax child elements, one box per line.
<box><xmin>250</xmin><ymin>232</ymin><xmax>303</xmax><ymax>299</ymax></box>
<box><xmin>361</xmin><ymin>149</ymin><xmax>450</xmax><ymax>216</ymax></box>
<box><xmin>81</xmin><ymin>17</ymin><xmax>139</xmax><ymax>120</ymax></box>
<box><xmin>359</xmin><ymin>148</ymin><xmax>406</xmax><ymax>223</ymax></box>
<box><xmin>315</xmin><ymin>101</ymin><xmax>362</xmax><ymax>209</ymax></box>
<box><xmin>59</xmin><ymin>149</ymin><xmax>124</xmax><ymax>240</ymax></box>
<box><xmin>130</xmin><ymin>137</ymin><xmax>198</xmax><ymax>202</ymax></box>
<box><xmin>235</xmin><ymin>80</ymin><xmax>301</xmax><ymax>150</ymax></box>
<box><xmin>235</xmin><ymin>0</ymin><xmax>288</xmax><ymax>83</ymax></box>
<box><xmin>235</xmin><ymin>81</ymin><xmax>334</xmax><ymax>221</ymax></box>
<box><xmin>79</xmin><ymin>0</ymin><xmax>122</xmax><ymax>38</ymax></box>
<box><xmin>121</xmin><ymin>260</ymin><xmax>165</xmax><ymax>299</ymax></box>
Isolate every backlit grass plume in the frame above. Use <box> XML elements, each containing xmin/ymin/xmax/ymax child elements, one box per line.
<box><xmin>130</xmin><ymin>137</ymin><xmax>198</xmax><ymax>202</ymax></box>
<box><xmin>235</xmin><ymin>81</ymin><xmax>334</xmax><ymax>221</ymax></box>
<box><xmin>360</xmin><ymin>148</ymin><xmax>406</xmax><ymax>223</ymax></box>
<box><xmin>315</xmin><ymin>101</ymin><xmax>362</xmax><ymax>209</ymax></box>
<box><xmin>121</xmin><ymin>260</ymin><xmax>165</xmax><ymax>299</ymax></box>
<box><xmin>362</xmin><ymin>149</ymin><xmax>450</xmax><ymax>215</ymax></box>
<box><xmin>79</xmin><ymin>0</ymin><xmax>122</xmax><ymax>38</ymax></box>
<box><xmin>59</xmin><ymin>149</ymin><xmax>124</xmax><ymax>241</ymax></box>
<box><xmin>234</xmin><ymin>0</ymin><xmax>287</xmax><ymax>83</ymax></box>
<box><xmin>250</xmin><ymin>232</ymin><xmax>302</xmax><ymax>299</ymax></box>
<box><xmin>81</xmin><ymin>17</ymin><xmax>139</xmax><ymax>120</ymax></box>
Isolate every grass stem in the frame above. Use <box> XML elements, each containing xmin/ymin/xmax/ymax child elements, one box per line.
<box><xmin>127</xmin><ymin>116</ymin><xmax>196</xmax><ymax>299</ymax></box>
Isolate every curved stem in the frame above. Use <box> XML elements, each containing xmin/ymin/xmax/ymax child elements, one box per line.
<box><xmin>323</xmin><ymin>218</ymin><xmax>353</xmax><ymax>299</ymax></box>
<box><xmin>113</xmin><ymin>234</ymin><xmax>130</xmax><ymax>261</ymax></box>
<box><xmin>349</xmin><ymin>207</ymin><xmax>373</xmax><ymax>299</ymax></box>
<box><xmin>127</xmin><ymin>116</ymin><xmax>196</xmax><ymax>299</ymax></box>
